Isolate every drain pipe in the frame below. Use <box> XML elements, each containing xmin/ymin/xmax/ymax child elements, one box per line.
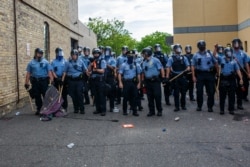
<box><xmin>14</xmin><ymin>0</ymin><xmax>20</xmax><ymax>103</ymax></box>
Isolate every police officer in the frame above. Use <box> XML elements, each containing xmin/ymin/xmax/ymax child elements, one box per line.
<box><xmin>63</xmin><ymin>49</ymin><xmax>87</xmax><ymax>114</ymax></box>
<box><xmin>191</xmin><ymin>40</ymin><xmax>218</xmax><ymax>112</ymax></box>
<box><xmin>98</xmin><ymin>46</ymin><xmax>105</xmax><ymax>59</ymax></box>
<box><xmin>25</xmin><ymin>48</ymin><xmax>53</xmax><ymax>115</ymax></box>
<box><xmin>218</xmin><ymin>47</ymin><xmax>243</xmax><ymax>115</ymax></box>
<box><xmin>80</xmin><ymin>47</ymin><xmax>91</xmax><ymax>105</ymax></box>
<box><xmin>134</xmin><ymin>49</ymin><xmax>144</xmax><ymax>111</ymax></box>
<box><xmin>115</xmin><ymin>46</ymin><xmax>129</xmax><ymax>105</ymax></box>
<box><xmin>87</xmin><ymin>48</ymin><xmax>107</xmax><ymax>116</ymax></box>
<box><xmin>104</xmin><ymin>46</ymin><xmax>116</xmax><ymax>112</ymax></box>
<box><xmin>141</xmin><ymin>47</ymin><xmax>165</xmax><ymax>117</ymax></box>
<box><xmin>166</xmin><ymin>44</ymin><xmax>190</xmax><ymax>111</ymax></box>
<box><xmin>118</xmin><ymin>50</ymin><xmax>141</xmax><ymax>116</ymax></box>
<box><xmin>51</xmin><ymin>47</ymin><xmax>68</xmax><ymax>112</ymax></box>
<box><xmin>232</xmin><ymin>38</ymin><xmax>250</xmax><ymax>108</ymax></box>
<box><xmin>184</xmin><ymin>45</ymin><xmax>195</xmax><ymax>101</ymax></box>
<box><xmin>153</xmin><ymin>44</ymin><xmax>170</xmax><ymax>105</ymax></box>
<box><xmin>78</xmin><ymin>46</ymin><xmax>84</xmax><ymax>58</ymax></box>
<box><xmin>216</xmin><ymin>45</ymin><xmax>225</xmax><ymax>57</ymax></box>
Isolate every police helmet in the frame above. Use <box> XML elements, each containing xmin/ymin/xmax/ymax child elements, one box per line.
<box><xmin>197</xmin><ymin>40</ymin><xmax>206</xmax><ymax>50</ymax></box>
<box><xmin>55</xmin><ymin>47</ymin><xmax>62</xmax><ymax>53</ymax></box>
<box><xmin>142</xmin><ymin>47</ymin><xmax>152</xmax><ymax>56</ymax></box>
<box><xmin>70</xmin><ymin>49</ymin><xmax>78</xmax><ymax>56</ymax></box>
<box><xmin>35</xmin><ymin>48</ymin><xmax>44</xmax><ymax>54</ymax></box>
<box><xmin>173</xmin><ymin>44</ymin><xmax>182</xmax><ymax>54</ymax></box>
<box><xmin>122</xmin><ymin>46</ymin><xmax>129</xmax><ymax>51</ymax></box>
<box><xmin>98</xmin><ymin>46</ymin><xmax>104</xmax><ymax>52</ymax></box>
<box><xmin>84</xmin><ymin>47</ymin><xmax>90</xmax><ymax>52</ymax></box>
<box><xmin>216</xmin><ymin>45</ymin><xmax>224</xmax><ymax>53</ymax></box>
<box><xmin>224</xmin><ymin>47</ymin><xmax>233</xmax><ymax>58</ymax></box>
<box><xmin>77</xmin><ymin>46</ymin><xmax>83</xmax><ymax>52</ymax></box>
<box><xmin>232</xmin><ymin>38</ymin><xmax>242</xmax><ymax>44</ymax></box>
<box><xmin>104</xmin><ymin>46</ymin><xmax>112</xmax><ymax>56</ymax></box>
<box><xmin>132</xmin><ymin>49</ymin><xmax>138</xmax><ymax>55</ymax></box>
<box><xmin>185</xmin><ymin>45</ymin><xmax>192</xmax><ymax>52</ymax></box>
<box><xmin>92</xmin><ymin>48</ymin><xmax>101</xmax><ymax>55</ymax></box>
<box><xmin>154</xmin><ymin>44</ymin><xmax>161</xmax><ymax>52</ymax></box>
<box><xmin>232</xmin><ymin>38</ymin><xmax>242</xmax><ymax>49</ymax></box>
<box><xmin>126</xmin><ymin>50</ymin><xmax>135</xmax><ymax>56</ymax></box>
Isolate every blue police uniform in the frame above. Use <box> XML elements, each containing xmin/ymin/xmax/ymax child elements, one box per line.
<box><xmin>90</xmin><ymin>57</ymin><xmax>107</xmax><ymax>115</ymax></box>
<box><xmin>233</xmin><ymin>49</ymin><xmax>249</xmax><ymax>106</ymax></box>
<box><xmin>142</xmin><ymin>56</ymin><xmax>163</xmax><ymax>116</ymax></box>
<box><xmin>115</xmin><ymin>54</ymin><xmax>127</xmax><ymax>104</ymax></box>
<box><xmin>105</xmin><ymin>55</ymin><xmax>116</xmax><ymax>112</ymax></box>
<box><xmin>116</xmin><ymin>55</ymin><xmax>127</xmax><ymax>68</ymax></box>
<box><xmin>119</xmin><ymin>61</ymin><xmax>142</xmax><ymax>116</ymax></box>
<box><xmin>154</xmin><ymin>52</ymin><xmax>171</xmax><ymax>105</ymax></box>
<box><xmin>80</xmin><ymin>55</ymin><xmax>91</xmax><ymax>104</ymax></box>
<box><xmin>184</xmin><ymin>53</ymin><xmax>195</xmax><ymax>100</ymax></box>
<box><xmin>167</xmin><ymin>55</ymin><xmax>189</xmax><ymax>110</ymax></box>
<box><xmin>51</xmin><ymin>58</ymin><xmax>68</xmax><ymax>110</ymax></box>
<box><xmin>218</xmin><ymin>56</ymin><xmax>239</xmax><ymax>114</ymax></box>
<box><xmin>192</xmin><ymin>51</ymin><xmax>217</xmax><ymax>111</ymax></box>
<box><xmin>26</xmin><ymin>58</ymin><xmax>52</xmax><ymax>112</ymax></box>
<box><xmin>64</xmin><ymin>58</ymin><xmax>87</xmax><ymax>113</ymax></box>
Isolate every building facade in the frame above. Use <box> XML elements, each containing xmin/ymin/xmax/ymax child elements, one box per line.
<box><xmin>0</xmin><ymin>0</ymin><xmax>97</xmax><ymax>116</ymax></box>
<box><xmin>173</xmin><ymin>0</ymin><xmax>250</xmax><ymax>54</ymax></box>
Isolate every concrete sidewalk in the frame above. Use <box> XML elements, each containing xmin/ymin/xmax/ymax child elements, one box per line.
<box><xmin>0</xmin><ymin>96</ymin><xmax>249</xmax><ymax>167</ymax></box>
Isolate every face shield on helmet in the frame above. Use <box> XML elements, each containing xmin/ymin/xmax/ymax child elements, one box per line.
<box><xmin>174</xmin><ymin>44</ymin><xmax>182</xmax><ymax>54</ymax></box>
<box><xmin>224</xmin><ymin>47</ymin><xmax>233</xmax><ymax>58</ymax></box>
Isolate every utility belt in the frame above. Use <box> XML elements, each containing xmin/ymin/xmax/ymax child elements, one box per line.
<box><xmin>67</xmin><ymin>75</ymin><xmax>82</xmax><ymax>81</ymax></box>
<box><xmin>30</xmin><ymin>77</ymin><xmax>49</xmax><ymax>82</ymax></box>
<box><xmin>90</xmin><ymin>76</ymin><xmax>104</xmax><ymax>82</ymax></box>
<box><xmin>145</xmin><ymin>76</ymin><xmax>160</xmax><ymax>82</ymax></box>
<box><xmin>195</xmin><ymin>69</ymin><xmax>214</xmax><ymax>75</ymax></box>
<box><xmin>123</xmin><ymin>77</ymin><xmax>137</xmax><ymax>83</ymax></box>
<box><xmin>220</xmin><ymin>74</ymin><xmax>235</xmax><ymax>80</ymax></box>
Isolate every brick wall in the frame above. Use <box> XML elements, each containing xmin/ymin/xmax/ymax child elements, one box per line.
<box><xmin>0</xmin><ymin>0</ymin><xmax>97</xmax><ymax>116</ymax></box>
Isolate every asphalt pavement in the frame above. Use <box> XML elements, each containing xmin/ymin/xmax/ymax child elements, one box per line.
<box><xmin>0</xmin><ymin>93</ymin><xmax>250</xmax><ymax>167</ymax></box>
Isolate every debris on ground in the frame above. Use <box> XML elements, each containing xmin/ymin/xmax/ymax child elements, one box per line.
<box><xmin>67</xmin><ymin>143</ymin><xmax>75</xmax><ymax>148</ymax></box>
<box><xmin>123</xmin><ymin>124</ymin><xmax>134</xmax><ymax>128</ymax></box>
<box><xmin>15</xmin><ymin>112</ymin><xmax>20</xmax><ymax>116</ymax></box>
<box><xmin>175</xmin><ymin>117</ymin><xmax>180</xmax><ymax>121</ymax></box>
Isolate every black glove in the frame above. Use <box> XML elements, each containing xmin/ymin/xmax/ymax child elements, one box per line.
<box><xmin>162</xmin><ymin>78</ymin><xmax>169</xmax><ymax>85</ymax></box>
<box><xmin>24</xmin><ymin>84</ymin><xmax>30</xmax><ymax>90</ymax></box>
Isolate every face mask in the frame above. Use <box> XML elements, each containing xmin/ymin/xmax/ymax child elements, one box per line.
<box><xmin>199</xmin><ymin>46</ymin><xmax>206</xmax><ymax>52</ymax></box>
<box><xmin>127</xmin><ymin>56</ymin><xmax>134</xmax><ymax>64</ymax></box>
<box><xmin>37</xmin><ymin>56</ymin><xmax>42</xmax><ymax>62</ymax></box>
<box><xmin>105</xmin><ymin>55</ymin><xmax>111</xmax><ymax>60</ymax></box>
<box><xmin>94</xmin><ymin>54</ymin><xmax>99</xmax><ymax>59</ymax></box>
<box><xmin>218</xmin><ymin>53</ymin><xmax>224</xmax><ymax>57</ymax></box>
<box><xmin>56</xmin><ymin>56</ymin><xmax>63</xmax><ymax>61</ymax></box>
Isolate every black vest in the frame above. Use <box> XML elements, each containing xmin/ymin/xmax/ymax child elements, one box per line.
<box><xmin>154</xmin><ymin>53</ymin><xmax>166</xmax><ymax>68</ymax></box>
<box><xmin>172</xmin><ymin>55</ymin><xmax>186</xmax><ymax>72</ymax></box>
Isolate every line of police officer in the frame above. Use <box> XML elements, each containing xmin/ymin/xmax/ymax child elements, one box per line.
<box><xmin>25</xmin><ymin>37</ymin><xmax>249</xmax><ymax>117</ymax></box>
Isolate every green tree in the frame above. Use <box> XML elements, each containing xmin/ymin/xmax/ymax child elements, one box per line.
<box><xmin>87</xmin><ymin>17</ymin><xmax>137</xmax><ymax>56</ymax></box>
<box><xmin>137</xmin><ymin>31</ymin><xmax>171</xmax><ymax>54</ymax></box>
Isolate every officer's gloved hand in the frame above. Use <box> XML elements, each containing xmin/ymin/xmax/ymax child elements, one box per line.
<box><xmin>162</xmin><ymin>77</ymin><xmax>169</xmax><ymax>85</ymax></box>
<box><xmin>24</xmin><ymin>84</ymin><xmax>30</xmax><ymax>90</ymax></box>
